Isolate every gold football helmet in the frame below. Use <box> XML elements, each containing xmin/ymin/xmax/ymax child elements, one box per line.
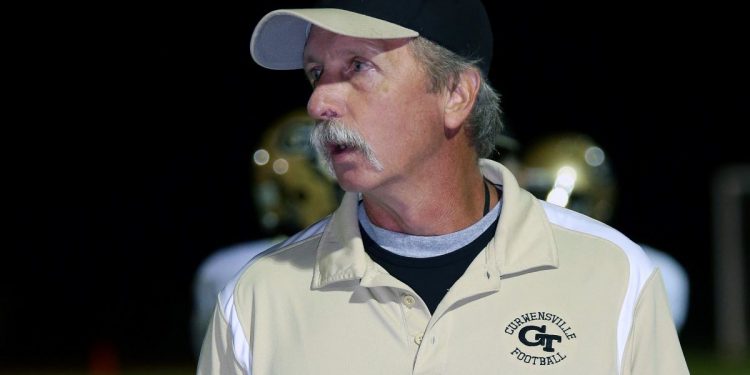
<box><xmin>519</xmin><ymin>132</ymin><xmax>616</xmax><ymax>222</ymax></box>
<box><xmin>251</xmin><ymin>109</ymin><xmax>341</xmax><ymax>235</ymax></box>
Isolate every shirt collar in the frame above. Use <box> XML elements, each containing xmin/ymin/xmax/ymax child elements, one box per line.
<box><xmin>311</xmin><ymin>159</ymin><xmax>559</xmax><ymax>289</ymax></box>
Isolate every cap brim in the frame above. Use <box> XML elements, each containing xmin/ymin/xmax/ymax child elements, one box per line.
<box><xmin>250</xmin><ymin>8</ymin><xmax>419</xmax><ymax>70</ymax></box>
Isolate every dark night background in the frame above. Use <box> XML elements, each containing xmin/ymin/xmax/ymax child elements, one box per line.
<box><xmin>5</xmin><ymin>0</ymin><xmax>748</xmax><ymax>370</ymax></box>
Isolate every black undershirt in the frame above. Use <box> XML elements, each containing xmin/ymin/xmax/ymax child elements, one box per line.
<box><xmin>360</xmin><ymin>214</ymin><xmax>499</xmax><ymax>314</ymax></box>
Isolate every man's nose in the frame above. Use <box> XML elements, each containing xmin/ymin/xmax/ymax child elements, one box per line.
<box><xmin>307</xmin><ymin>78</ymin><xmax>347</xmax><ymax>121</ymax></box>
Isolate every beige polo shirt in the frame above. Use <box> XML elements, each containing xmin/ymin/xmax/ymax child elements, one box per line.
<box><xmin>198</xmin><ymin>159</ymin><xmax>689</xmax><ymax>375</ymax></box>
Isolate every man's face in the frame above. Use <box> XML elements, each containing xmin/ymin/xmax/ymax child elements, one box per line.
<box><xmin>304</xmin><ymin>27</ymin><xmax>446</xmax><ymax>193</ymax></box>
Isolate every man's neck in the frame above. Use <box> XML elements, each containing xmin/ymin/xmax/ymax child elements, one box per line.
<box><xmin>360</xmin><ymin>163</ymin><xmax>498</xmax><ymax>236</ymax></box>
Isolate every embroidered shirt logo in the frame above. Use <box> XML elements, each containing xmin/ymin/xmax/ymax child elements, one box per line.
<box><xmin>518</xmin><ymin>325</ymin><xmax>561</xmax><ymax>352</ymax></box>
<box><xmin>505</xmin><ymin>311</ymin><xmax>576</xmax><ymax>366</ymax></box>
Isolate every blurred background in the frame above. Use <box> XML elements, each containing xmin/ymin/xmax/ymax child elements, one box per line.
<box><xmin>5</xmin><ymin>1</ymin><xmax>748</xmax><ymax>374</ymax></box>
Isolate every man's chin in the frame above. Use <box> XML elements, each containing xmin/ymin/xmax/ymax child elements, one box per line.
<box><xmin>331</xmin><ymin>164</ymin><xmax>381</xmax><ymax>193</ymax></box>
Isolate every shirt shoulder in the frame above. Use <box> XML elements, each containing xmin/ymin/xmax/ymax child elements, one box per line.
<box><xmin>541</xmin><ymin>200</ymin><xmax>654</xmax><ymax>274</ymax></box>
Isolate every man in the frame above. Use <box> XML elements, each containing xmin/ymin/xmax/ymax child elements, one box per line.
<box><xmin>198</xmin><ymin>1</ymin><xmax>689</xmax><ymax>374</ymax></box>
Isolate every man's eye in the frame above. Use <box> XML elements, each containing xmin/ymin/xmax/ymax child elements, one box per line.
<box><xmin>307</xmin><ymin>68</ymin><xmax>322</xmax><ymax>83</ymax></box>
<box><xmin>352</xmin><ymin>60</ymin><xmax>367</xmax><ymax>72</ymax></box>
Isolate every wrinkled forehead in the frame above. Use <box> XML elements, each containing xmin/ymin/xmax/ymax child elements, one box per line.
<box><xmin>303</xmin><ymin>26</ymin><xmax>414</xmax><ymax>64</ymax></box>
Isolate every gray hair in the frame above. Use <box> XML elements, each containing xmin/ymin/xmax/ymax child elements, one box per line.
<box><xmin>409</xmin><ymin>37</ymin><xmax>503</xmax><ymax>158</ymax></box>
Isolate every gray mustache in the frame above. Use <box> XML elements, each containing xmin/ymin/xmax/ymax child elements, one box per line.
<box><xmin>310</xmin><ymin>120</ymin><xmax>384</xmax><ymax>172</ymax></box>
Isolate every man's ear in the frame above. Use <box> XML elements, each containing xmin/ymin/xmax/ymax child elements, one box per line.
<box><xmin>444</xmin><ymin>68</ymin><xmax>481</xmax><ymax>135</ymax></box>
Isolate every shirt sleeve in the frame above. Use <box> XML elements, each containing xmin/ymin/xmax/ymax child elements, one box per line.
<box><xmin>196</xmin><ymin>298</ymin><xmax>248</xmax><ymax>375</ymax></box>
<box><xmin>621</xmin><ymin>269</ymin><xmax>690</xmax><ymax>374</ymax></box>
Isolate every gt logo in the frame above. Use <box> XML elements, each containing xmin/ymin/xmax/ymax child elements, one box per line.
<box><xmin>518</xmin><ymin>325</ymin><xmax>562</xmax><ymax>352</ymax></box>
